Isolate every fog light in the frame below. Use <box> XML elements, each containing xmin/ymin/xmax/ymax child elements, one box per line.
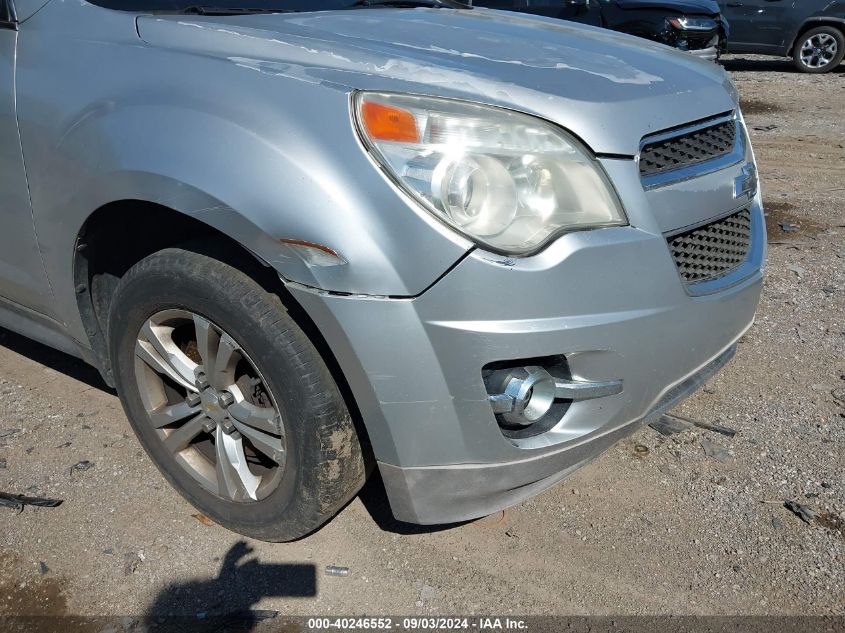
<box><xmin>499</xmin><ymin>366</ymin><xmax>557</xmax><ymax>427</ymax></box>
<box><xmin>485</xmin><ymin>358</ymin><xmax>624</xmax><ymax>439</ymax></box>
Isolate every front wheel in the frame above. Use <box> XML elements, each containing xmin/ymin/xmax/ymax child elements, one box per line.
<box><xmin>108</xmin><ymin>246</ymin><xmax>366</xmax><ymax>541</ymax></box>
<box><xmin>792</xmin><ymin>26</ymin><xmax>845</xmax><ymax>73</ymax></box>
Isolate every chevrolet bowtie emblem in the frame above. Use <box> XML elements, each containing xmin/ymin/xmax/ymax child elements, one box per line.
<box><xmin>734</xmin><ymin>164</ymin><xmax>758</xmax><ymax>200</ymax></box>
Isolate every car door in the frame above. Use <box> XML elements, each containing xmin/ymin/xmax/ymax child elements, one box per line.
<box><xmin>0</xmin><ymin>1</ymin><xmax>55</xmax><ymax>316</ymax></box>
<box><xmin>720</xmin><ymin>0</ymin><xmax>797</xmax><ymax>51</ymax></box>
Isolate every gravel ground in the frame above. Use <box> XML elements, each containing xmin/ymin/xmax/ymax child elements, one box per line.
<box><xmin>0</xmin><ymin>55</ymin><xmax>843</xmax><ymax>622</ymax></box>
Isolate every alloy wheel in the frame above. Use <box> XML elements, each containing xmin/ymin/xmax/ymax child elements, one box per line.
<box><xmin>133</xmin><ymin>309</ymin><xmax>286</xmax><ymax>502</ymax></box>
<box><xmin>800</xmin><ymin>33</ymin><xmax>838</xmax><ymax>69</ymax></box>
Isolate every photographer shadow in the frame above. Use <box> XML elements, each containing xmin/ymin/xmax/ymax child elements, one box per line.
<box><xmin>144</xmin><ymin>540</ymin><xmax>316</xmax><ymax>632</ymax></box>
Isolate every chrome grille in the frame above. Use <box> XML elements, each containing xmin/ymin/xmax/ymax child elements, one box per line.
<box><xmin>667</xmin><ymin>209</ymin><xmax>752</xmax><ymax>283</ymax></box>
<box><xmin>640</xmin><ymin>119</ymin><xmax>737</xmax><ymax>178</ymax></box>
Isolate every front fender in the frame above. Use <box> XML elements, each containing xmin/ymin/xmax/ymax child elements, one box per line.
<box><xmin>57</xmin><ymin>103</ymin><xmax>469</xmax><ymax>293</ymax></box>
<box><xmin>15</xmin><ymin>1</ymin><xmax>471</xmax><ymax>343</ymax></box>
<box><xmin>56</xmin><ymin>102</ymin><xmax>426</xmax><ymax>292</ymax></box>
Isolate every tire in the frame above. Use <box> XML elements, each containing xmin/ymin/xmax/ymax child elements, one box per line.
<box><xmin>792</xmin><ymin>26</ymin><xmax>845</xmax><ymax>73</ymax></box>
<box><xmin>107</xmin><ymin>246</ymin><xmax>366</xmax><ymax>541</ymax></box>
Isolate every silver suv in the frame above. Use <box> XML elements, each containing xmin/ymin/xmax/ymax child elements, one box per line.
<box><xmin>0</xmin><ymin>0</ymin><xmax>764</xmax><ymax>540</ymax></box>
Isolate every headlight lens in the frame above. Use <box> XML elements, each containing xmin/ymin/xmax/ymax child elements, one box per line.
<box><xmin>353</xmin><ymin>92</ymin><xmax>626</xmax><ymax>254</ymax></box>
<box><xmin>668</xmin><ymin>16</ymin><xmax>718</xmax><ymax>31</ymax></box>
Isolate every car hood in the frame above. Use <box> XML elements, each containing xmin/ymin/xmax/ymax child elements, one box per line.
<box><xmin>137</xmin><ymin>8</ymin><xmax>737</xmax><ymax>156</ymax></box>
<box><xmin>613</xmin><ymin>0</ymin><xmax>721</xmax><ymax>16</ymax></box>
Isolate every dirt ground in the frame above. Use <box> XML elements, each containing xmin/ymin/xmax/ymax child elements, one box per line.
<box><xmin>1</xmin><ymin>55</ymin><xmax>843</xmax><ymax>623</ymax></box>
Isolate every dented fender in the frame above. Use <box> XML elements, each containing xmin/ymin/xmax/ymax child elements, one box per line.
<box><xmin>14</xmin><ymin>3</ymin><xmax>472</xmax><ymax>343</ymax></box>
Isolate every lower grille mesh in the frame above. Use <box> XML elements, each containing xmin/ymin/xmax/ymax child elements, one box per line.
<box><xmin>667</xmin><ymin>209</ymin><xmax>752</xmax><ymax>283</ymax></box>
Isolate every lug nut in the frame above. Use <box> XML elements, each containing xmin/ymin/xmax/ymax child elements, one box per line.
<box><xmin>195</xmin><ymin>372</ymin><xmax>209</xmax><ymax>390</ymax></box>
<box><xmin>185</xmin><ymin>392</ymin><xmax>201</xmax><ymax>407</ymax></box>
<box><xmin>221</xmin><ymin>419</ymin><xmax>236</xmax><ymax>435</ymax></box>
<box><xmin>219</xmin><ymin>391</ymin><xmax>234</xmax><ymax>407</ymax></box>
<box><xmin>202</xmin><ymin>419</ymin><xmax>216</xmax><ymax>433</ymax></box>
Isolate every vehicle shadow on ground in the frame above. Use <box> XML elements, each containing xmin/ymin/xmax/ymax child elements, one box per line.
<box><xmin>143</xmin><ymin>540</ymin><xmax>316</xmax><ymax>632</ymax></box>
<box><xmin>722</xmin><ymin>57</ymin><xmax>845</xmax><ymax>74</ymax></box>
<box><xmin>0</xmin><ymin>326</ymin><xmax>112</xmax><ymax>393</ymax></box>
<box><xmin>357</xmin><ymin>472</ymin><xmax>468</xmax><ymax>535</ymax></box>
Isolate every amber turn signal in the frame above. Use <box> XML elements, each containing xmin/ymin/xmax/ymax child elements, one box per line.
<box><xmin>360</xmin><ymin>100</ymin><xmax>420</xmax><ymax>143</ymax></box>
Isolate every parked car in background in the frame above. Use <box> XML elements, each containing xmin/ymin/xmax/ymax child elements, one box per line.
<box><xmin>718</xmin><ymin>0</ymin><xmax>845</xmax><ymax>73</ymax></box>
<box><xmin>474</xmin><ymin>0</ymin><xmax>729</xmax><ymax>60</ymax></box>
<box><xmin>2</xmin><ymin>0</ymin><xmax>764</xmax><ymax>541</ymax></box>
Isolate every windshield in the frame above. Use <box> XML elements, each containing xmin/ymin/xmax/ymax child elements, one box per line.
<box><xmin>92</xmin><ymin>0</ymin><xmax>466</xmax><ymax>13</ymax></box>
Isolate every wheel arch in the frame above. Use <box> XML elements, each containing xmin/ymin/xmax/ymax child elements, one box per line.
<box><xmin>72</xmin><ymin>195</ymin><xmax>275</xmax><ymax>382</ymax></box>
<box><xmin>72</xmin><ymin>199</ymin><xmax>374</xmax><ymax>468</ymax></box>
<box><xmin>787</xmin><ymin>18</ymin><xmax>845</xmax><ymax>56</ymax></box>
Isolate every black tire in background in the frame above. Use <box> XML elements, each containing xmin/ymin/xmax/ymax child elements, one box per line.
<box><xmin>107</xmin><ymin>246</ymin><xmax>366</xmax><ymax>541</ymax></box>
<box><xmin>792</xmin><ymin>26</ymin><xmax>845</xmax><ymax>73</ymax></box>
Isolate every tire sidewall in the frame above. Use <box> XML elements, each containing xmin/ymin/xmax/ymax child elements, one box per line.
<box><xmin>108</xmin><ymin>250</ymin><xmax>338</xmax><ymax>539</ymax></box>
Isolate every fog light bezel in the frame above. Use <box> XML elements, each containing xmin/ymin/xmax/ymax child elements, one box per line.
<box><xmin>483</xmin><ymin>356</ymin><xmax>572</xmax><ymax>439</ymax></box>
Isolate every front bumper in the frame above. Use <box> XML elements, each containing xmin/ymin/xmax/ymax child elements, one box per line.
<box><xmin>380</xmin><ymin>345</ymin><xmax>736</xmax><ymax>524</ymax></box>
<box><xmin>688</xmin><ymin>45</ymin><xmax>720</xmax><ymax>61</ymax></box>
<box><xmin>664</xmin><ymin>22</ymin><xmax>727</xmax><ymax>61</ymax></box>
<box><xmin>289</xmin><ymin>164</ymin><xmax>765</xmax><ymax>525</ymax></box>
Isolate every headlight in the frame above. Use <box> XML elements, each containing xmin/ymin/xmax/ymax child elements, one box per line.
<box><xmin>668</xmin><ymin>16</ymin><xmax>718</xmax><ymax>31</ymax></box>
<box><xmin>353</xmin><ymin>92</ymin><xmax>626</xmax><ymax>255</ymax></box>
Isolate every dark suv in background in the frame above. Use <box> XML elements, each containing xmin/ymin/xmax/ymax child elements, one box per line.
<box><xmin>718</xmin><ymin>0</ymin><xmax>845</xmax><ymax>73</ymax></box>
<box><xmin>474</xmin><ymin>0</ymin><xmax>728</xmax><ymax>60</ymax></box>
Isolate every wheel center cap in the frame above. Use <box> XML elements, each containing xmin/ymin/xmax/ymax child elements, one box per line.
<box><xmin>200</xmin><ymin>389</ymin><xmax>229</xmax><ymax>423</ymax></box>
